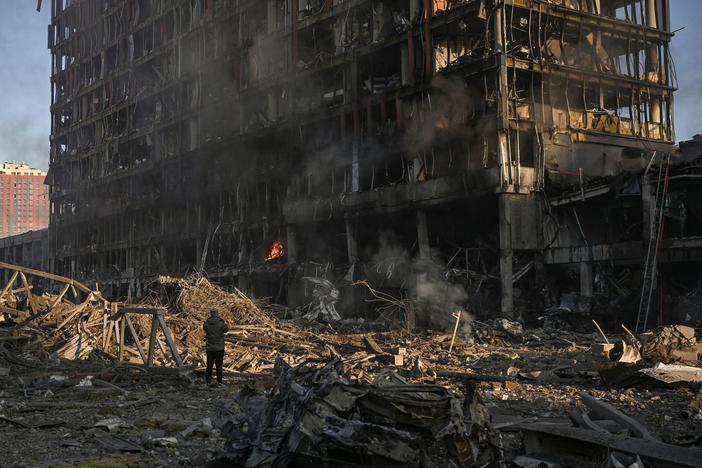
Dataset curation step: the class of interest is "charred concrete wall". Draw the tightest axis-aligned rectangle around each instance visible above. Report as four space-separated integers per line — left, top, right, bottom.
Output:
47 0 676 318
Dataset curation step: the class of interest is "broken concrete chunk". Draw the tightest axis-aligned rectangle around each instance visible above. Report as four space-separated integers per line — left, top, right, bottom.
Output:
94 417 130 432
641 325 698 365
152 436 178 447
390 347 407 356
179 417 214 438
496 318 523 337
88 428 142 453
579 392 655 440
76 376 94 387
638 363 702 386
139 429 166 447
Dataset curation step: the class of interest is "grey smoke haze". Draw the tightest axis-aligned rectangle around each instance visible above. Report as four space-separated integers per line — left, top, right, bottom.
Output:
402 75 481 154
413 250 473 337
0 1 700 174
0 3 51 170
369 232 473 336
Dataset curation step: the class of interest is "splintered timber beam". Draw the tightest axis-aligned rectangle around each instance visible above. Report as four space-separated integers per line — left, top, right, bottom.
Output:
0 271 19 301
155 310 184 367
518 423 698 468
116 306 183 368
0 261 184 370
146 314 159 367
18 272 38 313
0 261 93 294
124 315 147 364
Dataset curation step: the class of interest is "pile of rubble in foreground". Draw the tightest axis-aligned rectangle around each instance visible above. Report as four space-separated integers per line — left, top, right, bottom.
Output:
212 358 495 467
2 264 702 466
0 271 311 373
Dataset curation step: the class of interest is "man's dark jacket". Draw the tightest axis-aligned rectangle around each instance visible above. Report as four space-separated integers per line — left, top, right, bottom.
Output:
203 316 228 351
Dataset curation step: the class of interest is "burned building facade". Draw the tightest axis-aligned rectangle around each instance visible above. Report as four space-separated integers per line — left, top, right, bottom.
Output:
48 0 683 325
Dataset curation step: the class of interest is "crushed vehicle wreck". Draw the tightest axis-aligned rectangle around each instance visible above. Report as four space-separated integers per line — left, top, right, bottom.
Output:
213 358 495 468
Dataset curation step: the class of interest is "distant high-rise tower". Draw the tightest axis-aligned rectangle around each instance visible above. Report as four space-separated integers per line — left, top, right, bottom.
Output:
0 163 49 238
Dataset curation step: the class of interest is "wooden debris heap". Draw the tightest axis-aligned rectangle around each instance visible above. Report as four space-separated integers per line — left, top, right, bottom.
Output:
0 264 319 374
151 275 312 373
155 275 273 332
0 262 110 364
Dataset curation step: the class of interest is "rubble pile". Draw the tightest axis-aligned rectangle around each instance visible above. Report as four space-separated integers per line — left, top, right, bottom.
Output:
0 290 109 364
148 275 302 371
154 275 275 329
641 325 699 365
513 392 702 468
2 264 702 466
214 358 495 467
1 272 309 373
594 325 702 389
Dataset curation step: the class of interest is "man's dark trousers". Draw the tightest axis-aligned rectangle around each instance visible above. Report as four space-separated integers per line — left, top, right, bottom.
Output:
206 349 224 384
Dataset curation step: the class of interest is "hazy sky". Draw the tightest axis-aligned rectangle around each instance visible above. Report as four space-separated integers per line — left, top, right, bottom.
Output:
0 1 700 170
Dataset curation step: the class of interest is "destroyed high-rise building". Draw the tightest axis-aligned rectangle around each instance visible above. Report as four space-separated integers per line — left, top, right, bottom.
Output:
48 0 682 323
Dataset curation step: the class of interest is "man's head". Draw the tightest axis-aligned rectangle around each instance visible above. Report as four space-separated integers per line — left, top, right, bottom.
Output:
210 308 218 318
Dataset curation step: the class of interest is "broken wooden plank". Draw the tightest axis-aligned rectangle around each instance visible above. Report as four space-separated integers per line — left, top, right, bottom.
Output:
436 370 510 382
0 414 64 429
88 429 142 452
54 303 88 333
146 314 159 367
1 306 26 317
0 271 19 301
0 262 93 294
579 392 655 440
50 284 71 308
518 422 701 468
118 317 126 362
364 334 385 354
155 310 183 367
124 315 148 364
18 272 38 313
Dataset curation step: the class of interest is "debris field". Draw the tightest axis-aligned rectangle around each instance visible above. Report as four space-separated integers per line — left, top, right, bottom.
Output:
1 262 701 467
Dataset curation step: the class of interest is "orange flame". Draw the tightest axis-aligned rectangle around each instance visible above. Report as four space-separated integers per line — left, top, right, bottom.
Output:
265 240 284 261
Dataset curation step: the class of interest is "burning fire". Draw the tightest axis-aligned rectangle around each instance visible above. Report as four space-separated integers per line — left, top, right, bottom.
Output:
265 240 284 261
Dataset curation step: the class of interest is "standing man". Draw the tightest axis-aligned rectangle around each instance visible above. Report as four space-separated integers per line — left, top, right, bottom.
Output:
203 308 228 386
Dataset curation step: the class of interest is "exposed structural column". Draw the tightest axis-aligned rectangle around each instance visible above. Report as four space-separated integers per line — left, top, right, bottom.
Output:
410 209 429 329
286 226 298 264
496 1 514 316
422 0 433 78
580 261 593 298
498 192 544 317
415 209 431 302
416 210 430 260
495 1 513 190
641 172 656 242
646 0 661 125
498 194 513 317
291 0 299 64
345 219 358 264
